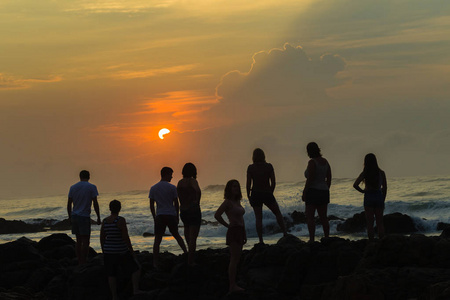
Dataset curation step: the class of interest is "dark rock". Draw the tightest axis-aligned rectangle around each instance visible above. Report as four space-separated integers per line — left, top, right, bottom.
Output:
383 212 417 234
440 227 450 238
49 219 72 231
336 212 366 233
0 218 44 234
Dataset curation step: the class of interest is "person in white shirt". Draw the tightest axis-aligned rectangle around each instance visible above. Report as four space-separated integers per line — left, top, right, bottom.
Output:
67 170 101 265
149 167 187 268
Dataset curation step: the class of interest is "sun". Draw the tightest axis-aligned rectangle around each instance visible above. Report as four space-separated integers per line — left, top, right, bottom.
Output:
158 128 170 139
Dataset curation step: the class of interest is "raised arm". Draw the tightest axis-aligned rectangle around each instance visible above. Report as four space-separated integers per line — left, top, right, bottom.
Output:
214 201 230 228
353 172 365 194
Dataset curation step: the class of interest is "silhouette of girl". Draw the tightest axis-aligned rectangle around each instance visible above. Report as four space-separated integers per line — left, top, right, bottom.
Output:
302 142 332 243
177 163 202 266
215 180 246 293
353 153 387 240
246 148 287 244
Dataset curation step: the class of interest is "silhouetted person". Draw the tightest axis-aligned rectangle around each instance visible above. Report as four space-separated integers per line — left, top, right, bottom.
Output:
177 163 202 266
302 142 332 243
100 200 141 300
149 167 187 268
67 170 101 265
246 148 287 245
215 180 246 293
353 153 388 240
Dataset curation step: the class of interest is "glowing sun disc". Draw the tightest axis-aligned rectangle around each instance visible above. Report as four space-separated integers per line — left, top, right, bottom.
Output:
158 128 170 139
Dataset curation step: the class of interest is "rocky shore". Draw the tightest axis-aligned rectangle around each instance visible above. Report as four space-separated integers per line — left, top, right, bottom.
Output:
1 231 450 300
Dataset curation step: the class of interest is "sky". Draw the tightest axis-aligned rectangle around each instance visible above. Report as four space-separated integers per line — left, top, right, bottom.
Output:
1 0 450 198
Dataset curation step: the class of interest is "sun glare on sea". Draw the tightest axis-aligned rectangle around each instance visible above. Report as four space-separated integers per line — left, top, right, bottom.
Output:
158 128 170 139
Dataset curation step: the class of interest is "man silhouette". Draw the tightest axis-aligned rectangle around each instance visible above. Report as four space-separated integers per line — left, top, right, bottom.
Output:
149 167 187 268
67 170 101 265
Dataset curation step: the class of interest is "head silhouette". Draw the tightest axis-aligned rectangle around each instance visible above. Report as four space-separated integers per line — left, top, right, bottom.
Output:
160 167 174 181
252 148 266 163
224 179 242 201
306 142 322 158
182 163 197 179
109 200 121 214
79 170 90 180
363 153 381 187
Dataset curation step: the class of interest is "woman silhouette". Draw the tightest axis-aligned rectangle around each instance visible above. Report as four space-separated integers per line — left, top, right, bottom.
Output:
246 148 287 245
353 153 387 240
302 142 332 243
177 162 202 266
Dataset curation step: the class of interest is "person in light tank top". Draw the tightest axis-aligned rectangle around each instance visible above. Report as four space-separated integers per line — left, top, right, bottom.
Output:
302 142 332 243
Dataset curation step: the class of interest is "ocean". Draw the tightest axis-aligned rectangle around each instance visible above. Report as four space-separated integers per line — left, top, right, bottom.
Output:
1 175 449 254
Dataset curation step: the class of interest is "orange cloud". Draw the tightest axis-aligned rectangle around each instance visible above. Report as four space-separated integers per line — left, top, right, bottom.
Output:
111 65 196 80
0 73 62 90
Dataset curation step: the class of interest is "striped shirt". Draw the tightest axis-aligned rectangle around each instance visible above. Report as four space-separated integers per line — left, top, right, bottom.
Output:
102 217 129 254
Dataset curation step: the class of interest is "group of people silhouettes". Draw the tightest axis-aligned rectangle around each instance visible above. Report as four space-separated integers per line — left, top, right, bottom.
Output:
66 142 387 296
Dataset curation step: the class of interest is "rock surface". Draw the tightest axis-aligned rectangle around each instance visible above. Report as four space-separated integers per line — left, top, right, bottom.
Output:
1 233 450 299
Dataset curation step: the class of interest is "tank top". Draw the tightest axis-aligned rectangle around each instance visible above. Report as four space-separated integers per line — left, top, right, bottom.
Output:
103 216 129 254
305 158 329 190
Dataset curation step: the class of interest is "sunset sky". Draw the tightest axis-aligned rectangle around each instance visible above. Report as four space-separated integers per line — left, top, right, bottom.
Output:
1 0 450 198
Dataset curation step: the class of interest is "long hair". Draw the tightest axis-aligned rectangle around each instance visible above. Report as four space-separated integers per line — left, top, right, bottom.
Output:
182 162 197 179
224 179 242 201
252 148 266 163
306 142 322 158
363 153 381 188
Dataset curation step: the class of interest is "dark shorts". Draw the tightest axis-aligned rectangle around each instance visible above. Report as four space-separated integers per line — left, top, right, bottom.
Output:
71 215 91 236
304 188 330 206
226 226 246 246
364 190 385 209
180 206 202 226
249 190 276 208
154 215 178 236
104 252 139 277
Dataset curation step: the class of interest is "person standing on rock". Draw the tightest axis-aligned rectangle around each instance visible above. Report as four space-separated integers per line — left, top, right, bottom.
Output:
215 179 246 293
100 200 141 300
246 148 287 245
302 142 332 243
149 167 187 268
67 170 101 265
353 153 387 240
177 162 202 266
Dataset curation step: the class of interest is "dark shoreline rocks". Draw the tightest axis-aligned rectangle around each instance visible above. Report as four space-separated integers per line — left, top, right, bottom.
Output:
2 233 450 299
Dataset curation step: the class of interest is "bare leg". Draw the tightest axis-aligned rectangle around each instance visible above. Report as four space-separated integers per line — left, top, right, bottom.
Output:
305 205 317 242
184 225 190 246
316 204 329 238
108 276 118 300
374 208 385 239
76 235 90 265
168 226 188 254
266 201 287 236
153 234 162 268
364 207 375 240
228 242 244 293
187 225 200 265
253 206 264 244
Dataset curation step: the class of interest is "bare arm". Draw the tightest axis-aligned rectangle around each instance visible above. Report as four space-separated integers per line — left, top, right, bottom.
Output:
100 221 105 251
302 160 316 201
353 172 365 194
150 198 156 219
381 171 387 200
246 172 252 199
117 217 134 252
326 162 332 189
92 197 101 225
270 169 276 193
173 197 180 222
214 201 230 228
67 197 73 222
192 179 202 203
